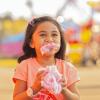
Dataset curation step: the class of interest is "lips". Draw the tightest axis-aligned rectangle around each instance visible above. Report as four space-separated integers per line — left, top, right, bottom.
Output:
40 43 59 55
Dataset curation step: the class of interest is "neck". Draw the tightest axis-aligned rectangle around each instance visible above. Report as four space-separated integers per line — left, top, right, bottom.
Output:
36 56 56 67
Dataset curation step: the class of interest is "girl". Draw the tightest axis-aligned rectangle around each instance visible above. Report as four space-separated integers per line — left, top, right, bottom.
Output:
13 16 80 100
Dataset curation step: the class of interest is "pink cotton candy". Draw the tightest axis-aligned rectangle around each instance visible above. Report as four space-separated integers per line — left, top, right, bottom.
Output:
40 43 59 55
41 65 62 94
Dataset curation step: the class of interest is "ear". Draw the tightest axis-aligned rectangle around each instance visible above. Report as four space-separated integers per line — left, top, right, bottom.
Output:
30 40 34 48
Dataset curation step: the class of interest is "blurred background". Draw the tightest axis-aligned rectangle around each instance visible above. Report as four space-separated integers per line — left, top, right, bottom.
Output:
0 0 100 100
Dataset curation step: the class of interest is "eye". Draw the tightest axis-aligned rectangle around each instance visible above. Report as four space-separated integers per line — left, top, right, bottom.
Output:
39 31 46 37
52 33 58 36
52 31 59 37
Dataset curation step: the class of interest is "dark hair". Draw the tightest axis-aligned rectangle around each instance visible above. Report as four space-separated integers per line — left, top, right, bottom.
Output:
18 16 66 63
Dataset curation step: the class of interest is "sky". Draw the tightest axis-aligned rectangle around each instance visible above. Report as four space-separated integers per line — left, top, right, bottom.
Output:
0 0 100 23
0 0 65 18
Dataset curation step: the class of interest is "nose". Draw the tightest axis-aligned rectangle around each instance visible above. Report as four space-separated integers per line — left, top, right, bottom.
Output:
45 35 53 42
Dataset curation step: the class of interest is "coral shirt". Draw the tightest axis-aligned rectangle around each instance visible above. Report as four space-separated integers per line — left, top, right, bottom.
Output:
13 57 80 100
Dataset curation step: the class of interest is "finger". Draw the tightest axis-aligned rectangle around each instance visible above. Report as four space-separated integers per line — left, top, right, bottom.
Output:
37 68 46 75
61 76 67 87
36 69 46 78
61 81 67 88
62 75 66 82
40 71 48 79
36 70 48 79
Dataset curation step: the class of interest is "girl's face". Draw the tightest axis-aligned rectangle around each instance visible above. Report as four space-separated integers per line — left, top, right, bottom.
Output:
30 21 61 57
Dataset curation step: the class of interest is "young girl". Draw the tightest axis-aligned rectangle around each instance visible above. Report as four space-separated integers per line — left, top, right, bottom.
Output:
13 16 80 100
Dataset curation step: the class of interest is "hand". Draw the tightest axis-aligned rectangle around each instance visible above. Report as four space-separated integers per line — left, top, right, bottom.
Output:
32 69 47 93
61 76 67 89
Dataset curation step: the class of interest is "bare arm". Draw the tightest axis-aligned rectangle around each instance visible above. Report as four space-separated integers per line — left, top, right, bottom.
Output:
61 83 80 100
13 80 33 100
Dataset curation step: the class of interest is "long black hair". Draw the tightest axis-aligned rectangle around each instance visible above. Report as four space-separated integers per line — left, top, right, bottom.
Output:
18 16 66 63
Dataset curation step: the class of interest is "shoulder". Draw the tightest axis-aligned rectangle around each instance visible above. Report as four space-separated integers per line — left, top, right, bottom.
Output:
65 61 76 69
64 61 78 73
13 58 32 83
18 58 33 66
57 59 78 73
15 58 33 71
56 59 76 69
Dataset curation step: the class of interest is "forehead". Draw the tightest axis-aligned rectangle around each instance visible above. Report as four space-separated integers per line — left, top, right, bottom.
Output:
36 21 59 30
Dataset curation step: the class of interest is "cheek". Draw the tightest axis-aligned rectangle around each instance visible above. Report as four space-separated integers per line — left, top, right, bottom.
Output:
58 43 61 51
34 39 44 51
56 37 61 45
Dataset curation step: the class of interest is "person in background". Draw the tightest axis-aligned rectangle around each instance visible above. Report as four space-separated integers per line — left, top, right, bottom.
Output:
13 16 80 100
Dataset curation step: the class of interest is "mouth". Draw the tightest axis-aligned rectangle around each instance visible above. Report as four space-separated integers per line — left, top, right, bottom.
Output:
40 42 60 55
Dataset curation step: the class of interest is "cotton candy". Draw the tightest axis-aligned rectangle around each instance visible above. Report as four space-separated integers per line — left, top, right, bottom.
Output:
40 43 59 55
41 65 62 94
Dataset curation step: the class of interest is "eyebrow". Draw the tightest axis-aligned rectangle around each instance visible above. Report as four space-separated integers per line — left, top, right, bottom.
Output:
38 31 46 33
38 30 59 33
52 30 58 32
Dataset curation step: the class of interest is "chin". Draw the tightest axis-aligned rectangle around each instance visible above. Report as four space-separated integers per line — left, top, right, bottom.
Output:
42 52 56 57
